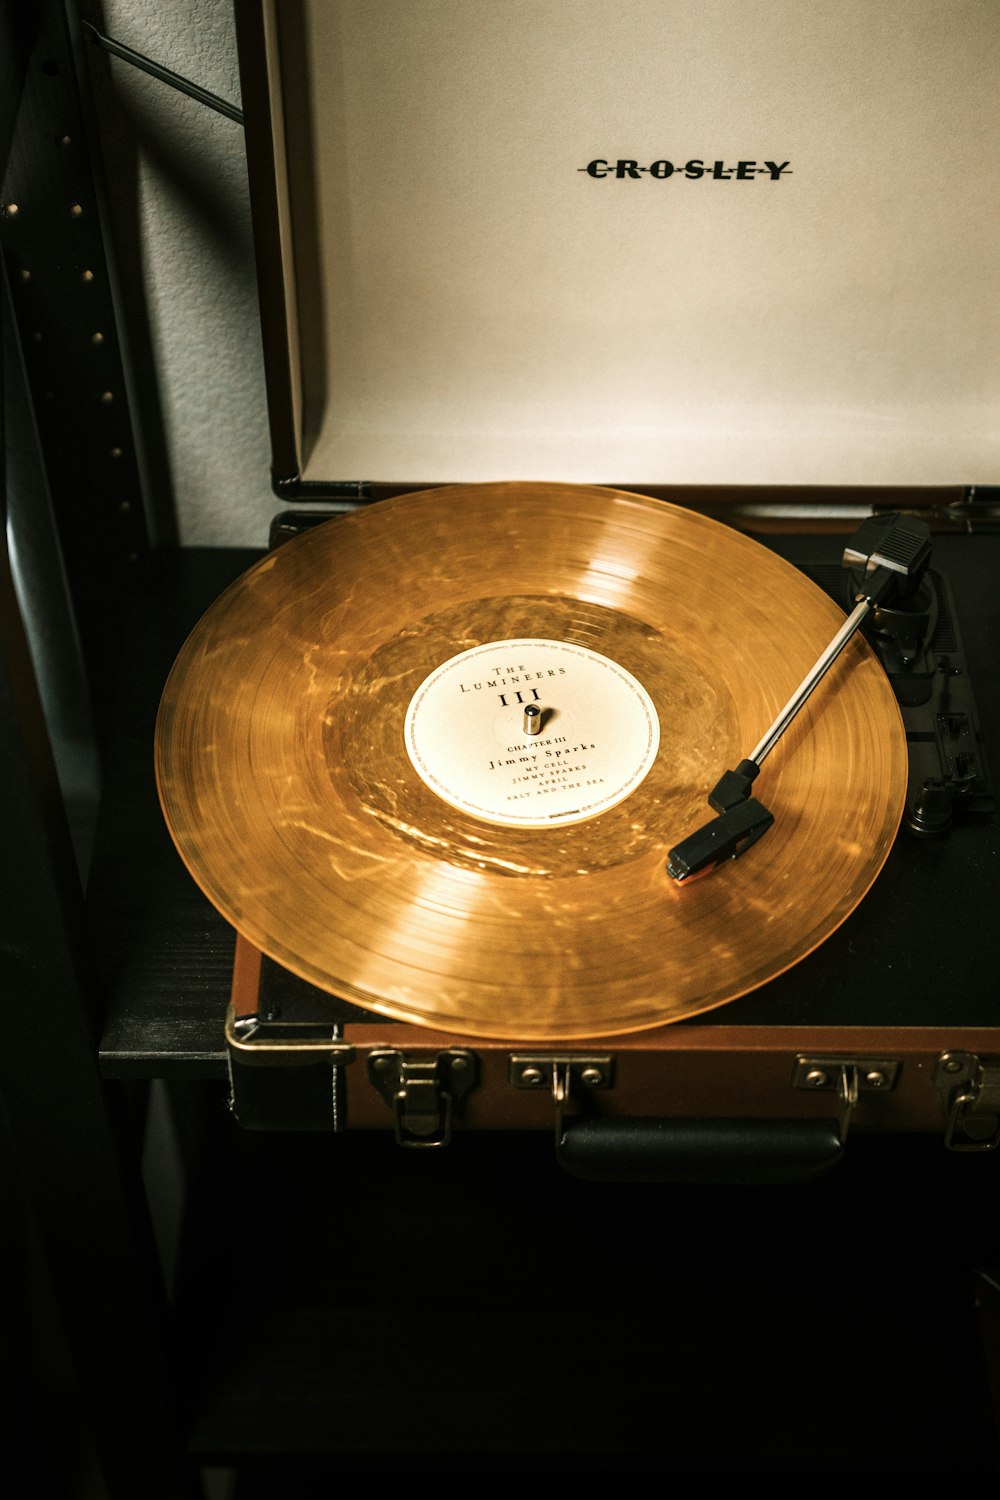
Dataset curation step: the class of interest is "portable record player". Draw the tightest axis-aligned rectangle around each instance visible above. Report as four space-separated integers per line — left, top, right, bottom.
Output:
143 0 1000 1176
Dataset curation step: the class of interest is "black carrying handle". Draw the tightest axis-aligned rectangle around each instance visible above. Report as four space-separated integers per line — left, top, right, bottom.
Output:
557 1115 844 1185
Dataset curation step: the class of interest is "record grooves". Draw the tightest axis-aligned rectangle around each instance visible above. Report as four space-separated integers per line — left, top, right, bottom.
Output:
154 482 907 1040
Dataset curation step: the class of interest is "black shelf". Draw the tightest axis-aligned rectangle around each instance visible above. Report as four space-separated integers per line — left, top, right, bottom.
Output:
89 548 260 1076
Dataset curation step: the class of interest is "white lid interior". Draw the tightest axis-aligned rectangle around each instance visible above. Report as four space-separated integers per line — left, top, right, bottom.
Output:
263 0 1000 488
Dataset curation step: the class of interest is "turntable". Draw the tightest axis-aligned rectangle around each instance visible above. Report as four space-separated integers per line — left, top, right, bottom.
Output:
147 482 999 1175
95 0 1000 1179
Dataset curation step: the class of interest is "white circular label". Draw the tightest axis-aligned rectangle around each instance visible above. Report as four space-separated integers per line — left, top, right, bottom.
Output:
404 639 660 827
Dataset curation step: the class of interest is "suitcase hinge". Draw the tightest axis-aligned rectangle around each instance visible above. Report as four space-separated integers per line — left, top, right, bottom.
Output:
366 1049 477 1147
935 1051 1000 1151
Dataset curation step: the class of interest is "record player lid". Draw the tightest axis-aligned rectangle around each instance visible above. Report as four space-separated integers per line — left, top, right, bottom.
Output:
238 0 1000 493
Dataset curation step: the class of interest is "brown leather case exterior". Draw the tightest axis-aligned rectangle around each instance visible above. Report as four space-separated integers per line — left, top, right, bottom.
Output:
229 932 997 1138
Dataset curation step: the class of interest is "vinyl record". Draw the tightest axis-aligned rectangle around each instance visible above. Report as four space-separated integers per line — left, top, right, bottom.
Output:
155 482 906 1039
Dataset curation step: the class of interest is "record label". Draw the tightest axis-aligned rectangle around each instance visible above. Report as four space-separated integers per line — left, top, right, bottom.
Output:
403 638 660 827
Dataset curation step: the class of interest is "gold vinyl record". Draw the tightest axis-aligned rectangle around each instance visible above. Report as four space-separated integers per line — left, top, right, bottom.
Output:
155 482 907 1040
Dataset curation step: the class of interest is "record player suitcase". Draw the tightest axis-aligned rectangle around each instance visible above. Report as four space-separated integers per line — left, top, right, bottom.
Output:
159 1 1000 1176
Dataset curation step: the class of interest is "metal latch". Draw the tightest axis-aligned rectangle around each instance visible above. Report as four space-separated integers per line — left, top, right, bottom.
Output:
935 1051 1000 1151
510 1055 615 1136
792 1055 900 1141
367 1049 477 1147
